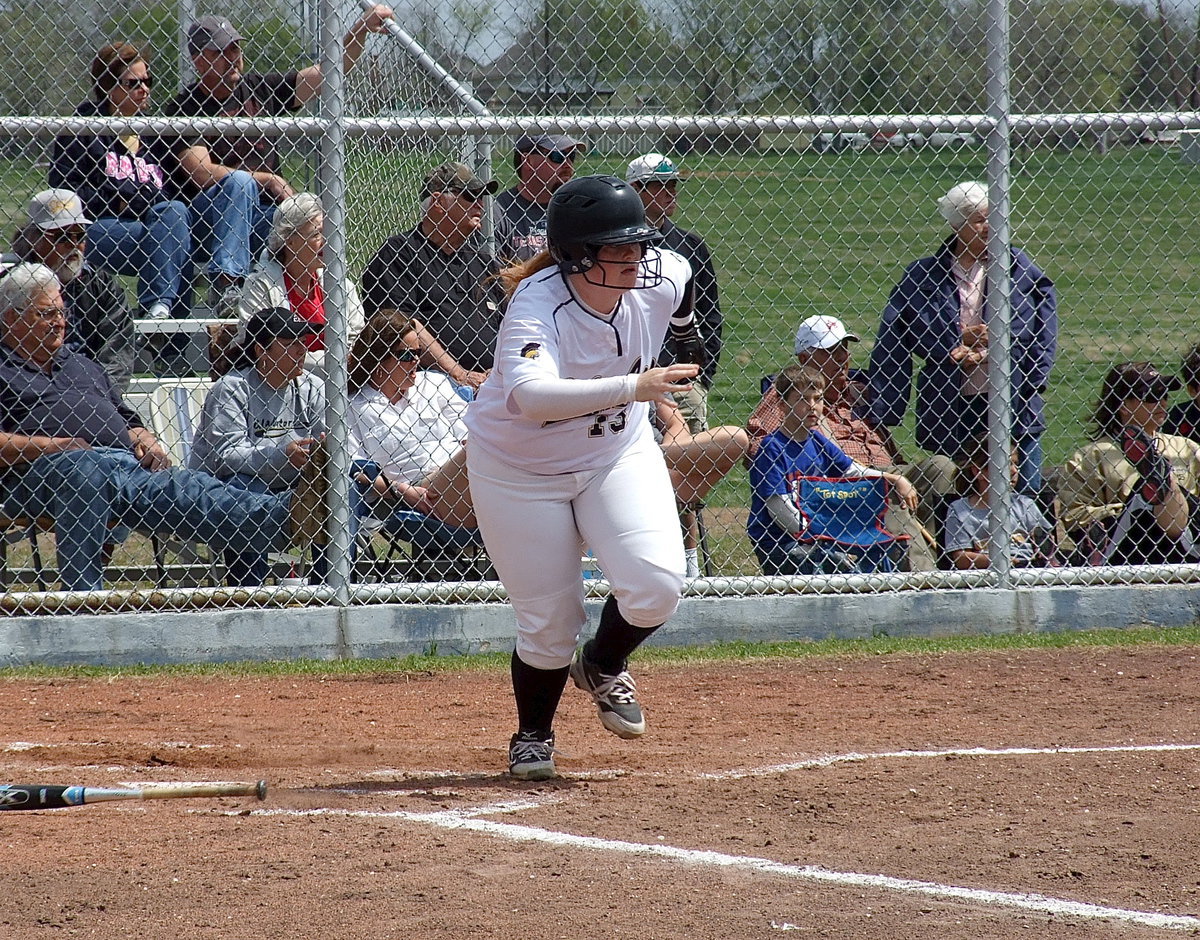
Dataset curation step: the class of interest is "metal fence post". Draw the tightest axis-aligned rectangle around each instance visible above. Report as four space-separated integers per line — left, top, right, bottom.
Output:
319 0 353 604
986 0 1015 588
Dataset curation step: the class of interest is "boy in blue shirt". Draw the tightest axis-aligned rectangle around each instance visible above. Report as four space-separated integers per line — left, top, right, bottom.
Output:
749 363 917 574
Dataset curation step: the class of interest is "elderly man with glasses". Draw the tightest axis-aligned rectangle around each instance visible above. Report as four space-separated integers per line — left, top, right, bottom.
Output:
0 263 326 591
361 163 506 390
492 134 584 263
7 189 137 391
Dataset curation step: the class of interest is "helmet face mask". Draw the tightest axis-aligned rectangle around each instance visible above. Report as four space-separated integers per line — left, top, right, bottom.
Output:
547 175 664 290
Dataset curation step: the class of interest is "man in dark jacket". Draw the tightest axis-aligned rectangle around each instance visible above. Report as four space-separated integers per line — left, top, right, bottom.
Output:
361 163 504 389
8 189 136 391
625 153 722 435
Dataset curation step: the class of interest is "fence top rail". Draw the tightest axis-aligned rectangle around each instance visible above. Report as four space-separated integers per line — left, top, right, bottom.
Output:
3 112 1200 141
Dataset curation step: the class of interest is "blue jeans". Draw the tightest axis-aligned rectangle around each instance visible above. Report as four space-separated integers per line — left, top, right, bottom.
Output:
0 448 289 591
190 171 276 279
85 201 192 313
1016 433 1043 496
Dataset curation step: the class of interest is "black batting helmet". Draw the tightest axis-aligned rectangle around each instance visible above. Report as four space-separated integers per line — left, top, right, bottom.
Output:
547 175 663 280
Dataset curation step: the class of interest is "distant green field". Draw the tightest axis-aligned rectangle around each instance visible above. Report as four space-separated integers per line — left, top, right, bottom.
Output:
7 141 1198 565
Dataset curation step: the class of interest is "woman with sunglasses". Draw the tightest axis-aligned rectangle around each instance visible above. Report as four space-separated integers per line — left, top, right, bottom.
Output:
346 309 476 529
50 42 191 321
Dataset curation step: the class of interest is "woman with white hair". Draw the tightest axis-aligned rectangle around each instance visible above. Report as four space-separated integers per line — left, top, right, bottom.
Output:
231 192 365 377
867 181 1057 494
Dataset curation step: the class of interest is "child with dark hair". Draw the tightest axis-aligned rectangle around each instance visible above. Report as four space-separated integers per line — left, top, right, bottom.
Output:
943 436 1053 570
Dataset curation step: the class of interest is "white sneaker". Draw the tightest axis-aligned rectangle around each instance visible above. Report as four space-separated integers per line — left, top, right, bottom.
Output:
144 302 171 320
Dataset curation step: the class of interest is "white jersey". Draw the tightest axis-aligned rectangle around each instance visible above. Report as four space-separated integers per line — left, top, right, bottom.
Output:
465 248 691 475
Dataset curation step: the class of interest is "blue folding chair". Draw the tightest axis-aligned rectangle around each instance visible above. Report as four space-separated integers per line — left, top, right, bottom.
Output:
793 475 903 573
755 475 904 576
352 458 492 582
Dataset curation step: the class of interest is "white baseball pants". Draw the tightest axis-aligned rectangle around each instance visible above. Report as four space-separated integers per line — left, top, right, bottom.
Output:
467 436 685 670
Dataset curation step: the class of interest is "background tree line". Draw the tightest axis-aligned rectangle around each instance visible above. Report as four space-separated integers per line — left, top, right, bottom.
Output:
1 0 1197 117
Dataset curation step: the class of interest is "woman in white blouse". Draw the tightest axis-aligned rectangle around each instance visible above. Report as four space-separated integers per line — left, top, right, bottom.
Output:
346 309 475 528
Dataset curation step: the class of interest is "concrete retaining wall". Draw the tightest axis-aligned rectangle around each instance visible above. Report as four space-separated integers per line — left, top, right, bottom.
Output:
3 581 1199 667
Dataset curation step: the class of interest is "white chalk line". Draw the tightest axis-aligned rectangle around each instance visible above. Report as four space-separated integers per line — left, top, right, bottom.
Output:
702 742 1200 780
249 741 1200 788
248 799 1200 931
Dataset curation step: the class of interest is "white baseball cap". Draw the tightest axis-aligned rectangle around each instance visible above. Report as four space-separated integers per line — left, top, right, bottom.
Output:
626 153 681 185
794 315 859 353
27 189 92 231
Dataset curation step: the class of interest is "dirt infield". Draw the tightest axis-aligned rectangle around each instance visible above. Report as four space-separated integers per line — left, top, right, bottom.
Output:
1 644 1198 938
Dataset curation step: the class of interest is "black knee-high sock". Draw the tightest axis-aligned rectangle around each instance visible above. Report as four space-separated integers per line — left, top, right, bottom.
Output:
587 595 660 674
511 651 570 736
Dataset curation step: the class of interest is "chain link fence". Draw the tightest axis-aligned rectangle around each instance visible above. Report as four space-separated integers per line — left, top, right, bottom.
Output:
1 0 1200 616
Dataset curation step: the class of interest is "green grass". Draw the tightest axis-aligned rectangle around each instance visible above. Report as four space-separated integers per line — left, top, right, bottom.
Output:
2 623 1196 680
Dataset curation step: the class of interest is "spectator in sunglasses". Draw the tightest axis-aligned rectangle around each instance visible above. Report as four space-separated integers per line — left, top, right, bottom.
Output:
49 42 191 324
361 163 506 390
346 309 477 531
493 134 585 263
9 189 136 391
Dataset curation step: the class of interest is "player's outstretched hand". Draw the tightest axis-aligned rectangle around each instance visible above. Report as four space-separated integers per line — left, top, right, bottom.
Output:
635 364 700 405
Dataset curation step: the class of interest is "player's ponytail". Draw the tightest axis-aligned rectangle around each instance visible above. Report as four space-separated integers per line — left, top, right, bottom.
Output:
495 250 555 300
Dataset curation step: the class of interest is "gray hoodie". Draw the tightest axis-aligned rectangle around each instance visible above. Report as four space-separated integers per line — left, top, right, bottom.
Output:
189 367 326 490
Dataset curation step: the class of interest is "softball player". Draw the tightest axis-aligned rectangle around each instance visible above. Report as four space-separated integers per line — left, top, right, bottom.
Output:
464 174 702 780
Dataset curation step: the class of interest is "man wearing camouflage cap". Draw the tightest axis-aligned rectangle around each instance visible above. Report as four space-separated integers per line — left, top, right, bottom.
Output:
361 163 505 390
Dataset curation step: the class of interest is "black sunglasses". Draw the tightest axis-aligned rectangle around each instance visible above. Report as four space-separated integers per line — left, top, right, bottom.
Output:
117 75 153 90
48 228 87 245
541 149 577 165
393 348 419 363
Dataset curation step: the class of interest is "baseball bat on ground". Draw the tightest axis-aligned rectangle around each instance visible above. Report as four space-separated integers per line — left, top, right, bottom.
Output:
0 780 267 811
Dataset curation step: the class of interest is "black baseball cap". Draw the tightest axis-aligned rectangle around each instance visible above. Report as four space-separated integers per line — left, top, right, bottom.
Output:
244 307 318 349
1110 362 1182 402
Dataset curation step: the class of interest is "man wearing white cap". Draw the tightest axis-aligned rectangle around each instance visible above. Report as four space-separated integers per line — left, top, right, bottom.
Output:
165 6 393 307
746 313 948 570
7 189 136 391
493 133 585 263
625 152 722 434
